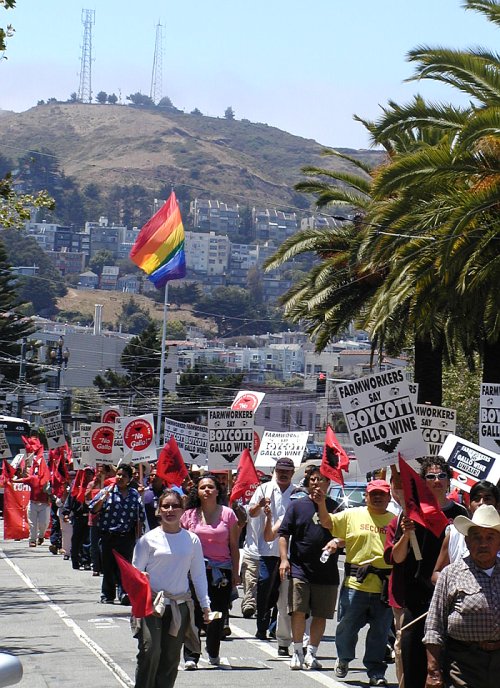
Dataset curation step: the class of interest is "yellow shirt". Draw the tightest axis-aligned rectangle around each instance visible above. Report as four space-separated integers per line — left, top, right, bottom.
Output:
329 507 393 593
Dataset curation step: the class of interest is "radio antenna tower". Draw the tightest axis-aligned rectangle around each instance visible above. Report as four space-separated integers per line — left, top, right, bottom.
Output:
77 9 95 103
150 21 164 104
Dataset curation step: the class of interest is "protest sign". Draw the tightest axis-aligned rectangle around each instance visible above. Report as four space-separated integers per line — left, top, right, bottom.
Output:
3 482 30 539
231 390 266 412
415 404 457 455
479 383 500 453
0 428 12 460
79 423 93 466
163 418 208 465
101 405 122 424
207 408 254 470
119 414 156 465
255 430 309 469
89 423 115 465
41 410 66 450
440 434 500 492
337 370 427 472
71 430 84 470
408 382 419 406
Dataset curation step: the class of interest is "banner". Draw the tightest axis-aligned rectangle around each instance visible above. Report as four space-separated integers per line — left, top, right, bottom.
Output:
414 404 456 455
440 433 500 492
163 418 208 465
41 410 66 450
89 423 115 465
118 414 156 465
207 408 254 470
231 390 266 412
3 482 31 539
479 383 500 452
255 430 309 469
337 370 427 472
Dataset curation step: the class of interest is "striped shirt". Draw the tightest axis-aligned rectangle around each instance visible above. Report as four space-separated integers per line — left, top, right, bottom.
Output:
423 556 500 646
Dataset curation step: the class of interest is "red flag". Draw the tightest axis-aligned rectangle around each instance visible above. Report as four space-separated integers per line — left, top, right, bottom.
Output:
112 549 153 618
398 454 449 538
22 435 44 457
320 426 350 486
0 459 16 487
156 436 188 487
29 454 51 491
230 448 259 504
70 470 92 503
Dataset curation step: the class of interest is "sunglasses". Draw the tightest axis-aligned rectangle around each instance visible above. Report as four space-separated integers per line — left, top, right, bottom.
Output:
424 472 448 481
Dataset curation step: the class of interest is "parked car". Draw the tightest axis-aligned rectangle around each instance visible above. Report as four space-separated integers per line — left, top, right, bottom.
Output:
302 441 322 463
328 481 367 511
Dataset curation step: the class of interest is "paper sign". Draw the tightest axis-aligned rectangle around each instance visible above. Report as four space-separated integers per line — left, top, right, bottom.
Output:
0 428 12 460
479 383 500 453
41 410 66 450
89 423 115 465
255 430 309 469
163 417 208 465
415 404 457 455
207 408 254 470
118 414 156 465
101 405 122 424
440 433 500 492
231 390 265 412
337 370 427 472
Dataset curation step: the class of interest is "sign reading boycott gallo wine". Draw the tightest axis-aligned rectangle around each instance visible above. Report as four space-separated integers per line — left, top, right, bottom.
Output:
207 408 254 470
440 434 500 492
117 414 156 464
337 370 427 472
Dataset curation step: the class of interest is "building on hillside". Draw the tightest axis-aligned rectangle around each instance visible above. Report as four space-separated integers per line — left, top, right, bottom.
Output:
301 215 339 230
190 199 240 236
100 265 119 290
25 222 72 252
78 270 99 289
254 388 318 434
184 231 230 275
117 273 140 293
253 208 297 243
51 249 86 276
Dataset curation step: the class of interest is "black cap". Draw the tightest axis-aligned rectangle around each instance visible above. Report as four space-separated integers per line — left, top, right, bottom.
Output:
275 457 295 471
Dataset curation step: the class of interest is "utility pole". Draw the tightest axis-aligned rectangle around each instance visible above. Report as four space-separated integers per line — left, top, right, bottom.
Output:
16 337 27 417
77 9 95 103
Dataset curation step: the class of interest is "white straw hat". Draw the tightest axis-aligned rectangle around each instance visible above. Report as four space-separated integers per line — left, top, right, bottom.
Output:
454 504 500 536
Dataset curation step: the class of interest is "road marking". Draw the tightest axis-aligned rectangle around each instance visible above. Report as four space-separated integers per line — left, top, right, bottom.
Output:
0 548 134 687
229 623 348 688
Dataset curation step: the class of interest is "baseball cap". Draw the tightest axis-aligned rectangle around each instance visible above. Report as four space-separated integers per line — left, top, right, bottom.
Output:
366 479 391 494
275 457 295 471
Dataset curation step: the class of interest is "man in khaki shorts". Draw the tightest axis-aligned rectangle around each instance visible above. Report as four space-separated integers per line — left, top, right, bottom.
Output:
278 466 340 670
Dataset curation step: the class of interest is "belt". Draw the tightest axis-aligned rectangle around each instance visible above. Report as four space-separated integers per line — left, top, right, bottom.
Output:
450 638 500 652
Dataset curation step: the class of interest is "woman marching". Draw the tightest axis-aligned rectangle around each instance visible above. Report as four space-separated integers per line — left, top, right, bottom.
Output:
132 489 211 688
181 473 240 668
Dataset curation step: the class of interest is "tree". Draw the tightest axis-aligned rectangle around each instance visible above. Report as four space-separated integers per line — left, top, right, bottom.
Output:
115 296 154 334
190 108 203 116
0 240 44 383
89 250 114 277
96 91 108 104
224 106 235 120
126 92 155 107
107 93 118 104
0 0 15 54
68 92 79 103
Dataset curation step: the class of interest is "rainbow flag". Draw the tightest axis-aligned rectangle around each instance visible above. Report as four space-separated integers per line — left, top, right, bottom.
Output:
130 191 186 288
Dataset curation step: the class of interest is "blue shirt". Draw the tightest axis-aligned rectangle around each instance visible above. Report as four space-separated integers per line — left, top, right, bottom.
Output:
90 485 145 534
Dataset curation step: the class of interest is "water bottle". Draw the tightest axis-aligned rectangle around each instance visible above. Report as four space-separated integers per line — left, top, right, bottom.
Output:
320 549 330 564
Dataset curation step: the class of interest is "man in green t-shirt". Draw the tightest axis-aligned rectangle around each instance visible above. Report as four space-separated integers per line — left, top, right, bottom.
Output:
319 479 393 687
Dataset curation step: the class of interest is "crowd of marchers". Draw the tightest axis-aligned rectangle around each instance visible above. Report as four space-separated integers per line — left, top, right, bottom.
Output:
3 445 500 688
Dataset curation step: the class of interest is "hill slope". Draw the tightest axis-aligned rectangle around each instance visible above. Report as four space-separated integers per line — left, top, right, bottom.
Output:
1 104 384 208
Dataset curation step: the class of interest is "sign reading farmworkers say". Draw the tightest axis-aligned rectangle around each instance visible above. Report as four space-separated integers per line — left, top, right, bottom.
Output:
79 423 93 466
337 370 427 472
479 383 500 453
0 428 12 460
41 410 66 450
89 423 115 465
207 408 254 470
440 433 500 492
231 390 266 412
415 404 457 455
255 430 309 469
163 418 208 465
119 414 156 464
70 430 84 469
101 405 122 424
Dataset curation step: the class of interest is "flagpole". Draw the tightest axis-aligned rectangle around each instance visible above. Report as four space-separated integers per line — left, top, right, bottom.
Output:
156 282 169 445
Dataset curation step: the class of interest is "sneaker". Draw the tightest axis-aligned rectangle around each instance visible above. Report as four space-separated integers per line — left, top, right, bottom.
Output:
304 653 322 670
223 625 231 637
369 678 387 687
120 594 131 606
255 631 267 640
184 660 197 671
290 651 304 670
334 659 349 678
242 608 255 619
277 646 290 657
49 544 58 555
37 538 44 545
208 655 220 666
29 541 36 548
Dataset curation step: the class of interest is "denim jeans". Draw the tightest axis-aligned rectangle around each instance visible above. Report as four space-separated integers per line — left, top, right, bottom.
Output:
336 585 393 679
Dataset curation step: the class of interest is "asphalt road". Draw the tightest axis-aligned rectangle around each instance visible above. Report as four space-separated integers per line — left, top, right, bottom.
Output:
0 532 397 688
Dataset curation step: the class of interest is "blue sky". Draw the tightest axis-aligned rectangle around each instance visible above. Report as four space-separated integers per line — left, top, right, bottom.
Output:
1 0 498 148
